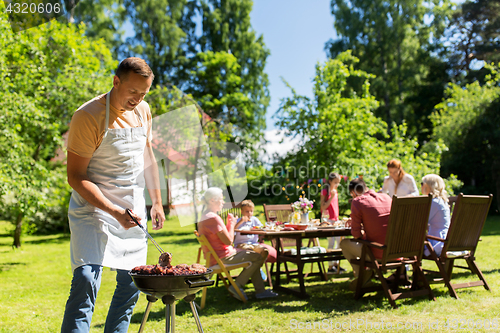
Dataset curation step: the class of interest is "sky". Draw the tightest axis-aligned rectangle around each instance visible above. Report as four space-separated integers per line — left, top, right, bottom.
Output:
249 0 336 161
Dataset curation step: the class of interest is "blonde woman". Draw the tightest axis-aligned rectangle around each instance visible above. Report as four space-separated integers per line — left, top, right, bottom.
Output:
381 159 419 197
421 174 451 256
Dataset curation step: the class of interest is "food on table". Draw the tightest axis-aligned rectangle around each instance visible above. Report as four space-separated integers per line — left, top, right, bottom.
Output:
310 219 321 226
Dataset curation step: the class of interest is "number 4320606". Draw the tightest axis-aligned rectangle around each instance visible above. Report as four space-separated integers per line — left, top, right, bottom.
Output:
5 2 61 14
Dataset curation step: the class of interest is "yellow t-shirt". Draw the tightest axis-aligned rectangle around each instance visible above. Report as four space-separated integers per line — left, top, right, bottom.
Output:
67 93 153 158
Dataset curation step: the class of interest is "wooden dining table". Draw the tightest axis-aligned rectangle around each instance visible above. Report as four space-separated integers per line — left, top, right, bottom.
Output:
235 227 352 298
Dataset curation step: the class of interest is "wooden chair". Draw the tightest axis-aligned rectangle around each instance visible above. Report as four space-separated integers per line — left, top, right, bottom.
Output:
447 195 458 214
423 193 493 298
218 202 242 221
352 195 435 309
193 230 251 309
263 204 327 282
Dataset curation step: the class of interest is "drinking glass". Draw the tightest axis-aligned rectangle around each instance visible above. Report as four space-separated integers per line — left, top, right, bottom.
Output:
268 211 277 228
321 210 330 224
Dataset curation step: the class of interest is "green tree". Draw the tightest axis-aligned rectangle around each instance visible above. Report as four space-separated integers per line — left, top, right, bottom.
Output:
123 0 198 86
273 51 445 216
64 0 127 57
446 0 500 83
0 14 116 247
325 0 453 143
198 0 269 158
59 0 269 164
122 0 269 162
431 63 500 209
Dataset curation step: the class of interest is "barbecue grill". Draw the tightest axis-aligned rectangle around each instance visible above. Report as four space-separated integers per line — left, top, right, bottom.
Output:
130 268 214 333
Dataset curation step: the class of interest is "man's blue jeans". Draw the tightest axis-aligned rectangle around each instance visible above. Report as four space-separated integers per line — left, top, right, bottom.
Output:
60 264 140 333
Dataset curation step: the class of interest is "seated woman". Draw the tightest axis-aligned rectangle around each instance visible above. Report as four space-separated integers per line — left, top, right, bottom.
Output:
198 187 278 301
421 174 451 256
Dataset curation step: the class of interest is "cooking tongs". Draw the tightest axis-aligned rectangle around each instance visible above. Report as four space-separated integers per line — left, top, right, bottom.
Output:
126 208 165 254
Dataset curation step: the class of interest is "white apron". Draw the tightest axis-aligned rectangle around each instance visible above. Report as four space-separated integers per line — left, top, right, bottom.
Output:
68 91 148 271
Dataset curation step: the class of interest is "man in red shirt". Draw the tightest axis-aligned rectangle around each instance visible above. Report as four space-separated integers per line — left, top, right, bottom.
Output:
340 178 392 289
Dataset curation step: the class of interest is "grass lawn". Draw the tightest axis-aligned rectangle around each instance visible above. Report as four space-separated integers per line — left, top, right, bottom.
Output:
1 207 500 332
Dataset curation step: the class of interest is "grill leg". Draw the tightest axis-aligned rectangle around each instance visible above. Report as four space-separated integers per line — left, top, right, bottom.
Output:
184 294 204 333
162 295 177 333
189 301 204 333
138 295 157 333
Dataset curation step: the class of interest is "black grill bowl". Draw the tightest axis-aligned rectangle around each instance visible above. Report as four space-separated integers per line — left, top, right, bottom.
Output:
129 269 214 300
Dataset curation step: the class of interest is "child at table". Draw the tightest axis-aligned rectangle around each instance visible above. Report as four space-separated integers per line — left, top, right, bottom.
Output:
234 200 277 280
320 172 345 274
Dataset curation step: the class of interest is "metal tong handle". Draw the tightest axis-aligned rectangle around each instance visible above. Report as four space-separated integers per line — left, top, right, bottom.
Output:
126 208 165 254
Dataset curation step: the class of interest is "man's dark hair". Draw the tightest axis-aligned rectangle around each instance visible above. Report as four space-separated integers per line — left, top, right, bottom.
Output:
349 178 367 195
115 57 154 81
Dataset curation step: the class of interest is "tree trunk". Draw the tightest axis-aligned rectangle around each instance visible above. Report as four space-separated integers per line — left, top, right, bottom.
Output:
13 213 23 248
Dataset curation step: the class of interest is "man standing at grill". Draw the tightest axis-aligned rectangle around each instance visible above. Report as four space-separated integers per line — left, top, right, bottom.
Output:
340 178 392 289
61 57 165 333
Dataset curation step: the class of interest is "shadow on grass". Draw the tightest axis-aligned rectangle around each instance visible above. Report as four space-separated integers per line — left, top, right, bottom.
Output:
130 275 445 324
0 262 27 272
166 238 199 246
151 230 195 238
23 234 70 245
481 215 500 236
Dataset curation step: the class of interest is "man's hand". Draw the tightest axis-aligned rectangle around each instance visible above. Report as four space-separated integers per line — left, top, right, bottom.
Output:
150 203 165 230
113 208 141 230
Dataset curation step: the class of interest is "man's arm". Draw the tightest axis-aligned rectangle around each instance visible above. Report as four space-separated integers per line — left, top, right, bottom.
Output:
144 142 165 230
67 151 139 229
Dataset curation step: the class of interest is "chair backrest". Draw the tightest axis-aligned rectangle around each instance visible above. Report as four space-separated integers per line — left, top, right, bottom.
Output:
263 204 299 248
442 193 493 254
218 202 242 222
263 203 294 223
382 195 433 264
448 196 458 214
194 230 223 268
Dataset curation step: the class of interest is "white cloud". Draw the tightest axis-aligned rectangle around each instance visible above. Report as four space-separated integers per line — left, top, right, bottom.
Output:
262 129 303 164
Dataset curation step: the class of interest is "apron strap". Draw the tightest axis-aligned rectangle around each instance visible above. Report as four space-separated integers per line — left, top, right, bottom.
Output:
105 90 111 138
134 108 145 127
